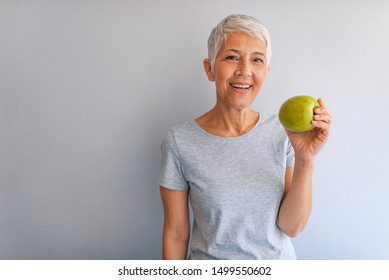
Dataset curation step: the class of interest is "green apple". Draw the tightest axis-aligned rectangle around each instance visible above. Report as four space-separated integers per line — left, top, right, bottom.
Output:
278 95 319 132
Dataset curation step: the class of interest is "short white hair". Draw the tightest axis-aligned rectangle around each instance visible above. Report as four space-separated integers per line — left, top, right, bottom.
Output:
207 14 272 67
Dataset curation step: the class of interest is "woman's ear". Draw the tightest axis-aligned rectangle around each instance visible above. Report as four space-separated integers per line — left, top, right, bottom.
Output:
203 59 215 81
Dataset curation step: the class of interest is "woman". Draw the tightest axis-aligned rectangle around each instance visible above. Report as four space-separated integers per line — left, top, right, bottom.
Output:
159 14 331 260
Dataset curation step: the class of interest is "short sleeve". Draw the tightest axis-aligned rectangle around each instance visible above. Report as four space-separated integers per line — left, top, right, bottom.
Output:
286 139 295 168
158 130 189 190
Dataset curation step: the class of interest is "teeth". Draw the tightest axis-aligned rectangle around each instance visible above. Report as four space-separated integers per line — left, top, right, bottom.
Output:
231 84 251 89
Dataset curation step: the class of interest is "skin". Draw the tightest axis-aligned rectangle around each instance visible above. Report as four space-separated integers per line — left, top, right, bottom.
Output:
160 32 332 259
198 32 270 137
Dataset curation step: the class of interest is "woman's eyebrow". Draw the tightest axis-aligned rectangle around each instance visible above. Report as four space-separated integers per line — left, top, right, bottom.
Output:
225 49 265 57
253 52 266 56
224 48 240 54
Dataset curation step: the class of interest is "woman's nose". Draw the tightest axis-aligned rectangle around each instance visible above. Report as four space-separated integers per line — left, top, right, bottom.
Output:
235 60 252 77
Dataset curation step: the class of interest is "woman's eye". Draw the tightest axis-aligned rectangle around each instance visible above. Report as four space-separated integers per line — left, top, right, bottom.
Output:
226 55 238 61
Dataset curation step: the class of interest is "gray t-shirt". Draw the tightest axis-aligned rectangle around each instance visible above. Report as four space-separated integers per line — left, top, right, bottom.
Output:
159 112 296 259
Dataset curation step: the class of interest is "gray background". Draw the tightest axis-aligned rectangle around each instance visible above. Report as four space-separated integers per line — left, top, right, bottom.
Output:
1 0 389 259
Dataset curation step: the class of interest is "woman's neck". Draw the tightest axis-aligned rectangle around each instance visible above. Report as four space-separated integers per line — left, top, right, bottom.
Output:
196 105 259 137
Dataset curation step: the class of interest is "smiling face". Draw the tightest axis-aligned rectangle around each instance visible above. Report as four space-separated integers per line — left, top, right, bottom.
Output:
204 32 270 112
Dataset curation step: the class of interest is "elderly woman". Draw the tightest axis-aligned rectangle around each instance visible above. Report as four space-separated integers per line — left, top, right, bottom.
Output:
159 14 331 260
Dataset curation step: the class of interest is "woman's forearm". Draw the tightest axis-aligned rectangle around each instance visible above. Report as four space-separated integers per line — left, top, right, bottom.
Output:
162 228 189 259
160 187 190 259
277 157 314 237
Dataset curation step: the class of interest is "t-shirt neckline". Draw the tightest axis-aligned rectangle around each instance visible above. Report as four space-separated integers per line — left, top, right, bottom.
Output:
192 112 262 140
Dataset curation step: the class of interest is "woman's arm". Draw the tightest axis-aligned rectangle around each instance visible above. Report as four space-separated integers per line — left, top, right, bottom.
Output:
277 98 331 237
160 186 190 259
277 161 314 237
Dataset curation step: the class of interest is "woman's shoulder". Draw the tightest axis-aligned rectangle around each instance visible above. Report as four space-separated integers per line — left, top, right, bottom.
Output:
259 112 283 128
166 120 199 137
256 112 288 140
162 120 201 144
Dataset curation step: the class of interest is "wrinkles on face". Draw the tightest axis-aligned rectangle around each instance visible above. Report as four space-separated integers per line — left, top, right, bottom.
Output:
212 33 269 112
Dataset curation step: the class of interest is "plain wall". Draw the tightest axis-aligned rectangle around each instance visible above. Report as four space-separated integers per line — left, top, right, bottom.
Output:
1 0 388 259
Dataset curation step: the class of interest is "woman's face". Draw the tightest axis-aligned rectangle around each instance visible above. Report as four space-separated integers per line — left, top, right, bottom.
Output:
204 32 269 111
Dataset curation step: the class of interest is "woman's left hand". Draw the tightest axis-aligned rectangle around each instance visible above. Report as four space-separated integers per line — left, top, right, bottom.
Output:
285 98 332 161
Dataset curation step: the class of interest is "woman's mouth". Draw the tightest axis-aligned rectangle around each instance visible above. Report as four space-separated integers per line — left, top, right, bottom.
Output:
230 83 252 90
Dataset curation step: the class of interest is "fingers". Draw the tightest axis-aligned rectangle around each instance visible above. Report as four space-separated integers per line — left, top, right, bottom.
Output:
313 110 331 124
312 98 332 130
